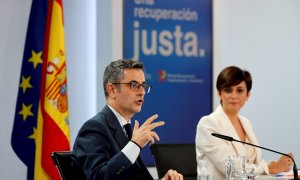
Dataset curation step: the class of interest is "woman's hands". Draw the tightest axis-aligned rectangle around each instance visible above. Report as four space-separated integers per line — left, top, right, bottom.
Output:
269 152 294 174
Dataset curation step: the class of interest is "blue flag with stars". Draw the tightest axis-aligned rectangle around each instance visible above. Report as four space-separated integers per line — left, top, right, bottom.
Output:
11 1 48 179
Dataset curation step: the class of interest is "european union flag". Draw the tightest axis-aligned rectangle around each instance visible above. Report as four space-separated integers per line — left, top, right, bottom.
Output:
11 1 48 179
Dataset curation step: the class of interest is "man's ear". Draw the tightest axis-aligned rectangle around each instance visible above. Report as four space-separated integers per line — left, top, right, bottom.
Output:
106 83 116 99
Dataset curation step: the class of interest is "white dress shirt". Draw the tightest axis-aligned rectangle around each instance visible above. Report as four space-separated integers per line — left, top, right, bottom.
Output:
107 105 140 164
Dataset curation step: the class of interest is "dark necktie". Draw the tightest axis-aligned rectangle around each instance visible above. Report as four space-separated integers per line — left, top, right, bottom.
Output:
124 124 150 178
124 123 132 140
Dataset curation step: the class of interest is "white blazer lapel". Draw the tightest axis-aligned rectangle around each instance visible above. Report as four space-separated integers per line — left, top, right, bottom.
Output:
239 117 262 163
216 105 247 156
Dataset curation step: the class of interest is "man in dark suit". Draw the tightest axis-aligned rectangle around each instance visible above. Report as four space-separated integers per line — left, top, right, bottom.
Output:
72 59 183 180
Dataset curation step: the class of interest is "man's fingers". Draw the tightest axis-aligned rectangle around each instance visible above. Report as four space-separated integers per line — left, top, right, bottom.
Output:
142 114 158 126
133 120 139 131
165 169 183 180
149 131 160 141
149 135 155 144
145 121 165 131
147 131 160 144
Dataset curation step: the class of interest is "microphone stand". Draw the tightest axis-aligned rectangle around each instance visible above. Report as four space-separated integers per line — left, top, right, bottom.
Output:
211 133 299 180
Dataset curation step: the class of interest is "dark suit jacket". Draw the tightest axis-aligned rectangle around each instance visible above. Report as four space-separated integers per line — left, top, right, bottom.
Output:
72 105 153 180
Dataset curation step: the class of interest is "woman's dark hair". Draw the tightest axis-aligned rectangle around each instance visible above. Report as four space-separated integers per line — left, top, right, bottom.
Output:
216 66 252 93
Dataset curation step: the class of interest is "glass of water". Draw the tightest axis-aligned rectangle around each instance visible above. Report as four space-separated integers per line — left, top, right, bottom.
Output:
245 167 255 180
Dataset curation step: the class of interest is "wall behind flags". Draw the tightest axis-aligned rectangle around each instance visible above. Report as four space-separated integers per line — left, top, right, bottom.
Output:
1 0 300 179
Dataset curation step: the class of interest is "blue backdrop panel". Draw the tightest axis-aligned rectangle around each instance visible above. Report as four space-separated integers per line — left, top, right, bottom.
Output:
123 0 212 165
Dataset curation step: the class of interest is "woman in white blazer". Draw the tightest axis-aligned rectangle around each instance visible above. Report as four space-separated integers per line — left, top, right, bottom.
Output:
195 66 293 180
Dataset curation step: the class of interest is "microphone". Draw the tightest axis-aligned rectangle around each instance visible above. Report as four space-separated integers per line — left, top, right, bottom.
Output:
211 133 299 180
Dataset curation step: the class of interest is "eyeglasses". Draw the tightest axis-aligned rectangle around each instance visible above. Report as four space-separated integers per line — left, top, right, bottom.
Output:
112 81 152 93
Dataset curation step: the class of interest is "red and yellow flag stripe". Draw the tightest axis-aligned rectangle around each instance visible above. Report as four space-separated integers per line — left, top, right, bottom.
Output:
35 0 70 179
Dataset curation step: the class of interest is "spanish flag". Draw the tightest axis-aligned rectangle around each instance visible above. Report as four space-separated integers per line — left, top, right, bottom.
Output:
11 0 70 179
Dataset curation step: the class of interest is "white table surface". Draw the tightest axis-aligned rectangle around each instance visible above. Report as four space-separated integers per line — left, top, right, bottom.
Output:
255 170 299 180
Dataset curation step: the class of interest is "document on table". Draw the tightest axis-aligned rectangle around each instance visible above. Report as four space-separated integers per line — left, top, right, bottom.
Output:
256 170 300 180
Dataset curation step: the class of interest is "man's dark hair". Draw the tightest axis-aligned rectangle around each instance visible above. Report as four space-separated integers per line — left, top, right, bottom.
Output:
103 59 144 98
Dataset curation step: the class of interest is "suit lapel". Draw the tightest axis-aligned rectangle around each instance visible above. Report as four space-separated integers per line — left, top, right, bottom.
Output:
240 118 256 145
216 105 246 156
240 118 261 163
102 106 129 149
100 106 151 179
